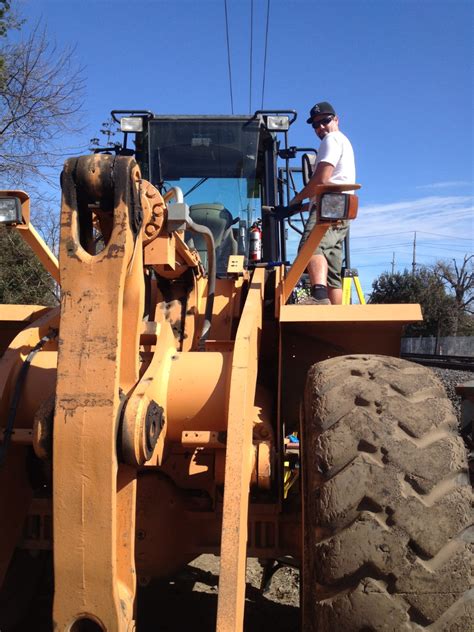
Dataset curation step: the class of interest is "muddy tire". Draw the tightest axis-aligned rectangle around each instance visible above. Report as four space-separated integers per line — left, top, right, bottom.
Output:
301 354 473 632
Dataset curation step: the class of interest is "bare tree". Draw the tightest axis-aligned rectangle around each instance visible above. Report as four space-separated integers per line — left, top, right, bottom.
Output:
0 24 85 189
90 116 121 151
0 17 85 305
433 255 474 314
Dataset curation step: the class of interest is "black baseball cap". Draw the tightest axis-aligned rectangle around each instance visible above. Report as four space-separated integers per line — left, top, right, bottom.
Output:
306 101 336 124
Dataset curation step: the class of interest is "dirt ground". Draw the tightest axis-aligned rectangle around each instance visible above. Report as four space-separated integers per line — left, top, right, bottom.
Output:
138 555 300 631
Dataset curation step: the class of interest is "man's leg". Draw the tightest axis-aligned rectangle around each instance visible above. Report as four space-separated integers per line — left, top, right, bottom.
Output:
298 217 331 304
328 287 342 304
307 255 343 304
307 254 328 285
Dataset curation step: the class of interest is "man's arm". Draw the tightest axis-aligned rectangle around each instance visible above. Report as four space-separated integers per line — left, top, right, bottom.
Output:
289 161 334 205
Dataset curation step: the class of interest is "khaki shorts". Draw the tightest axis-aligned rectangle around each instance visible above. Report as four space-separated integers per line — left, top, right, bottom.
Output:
299 213 349 288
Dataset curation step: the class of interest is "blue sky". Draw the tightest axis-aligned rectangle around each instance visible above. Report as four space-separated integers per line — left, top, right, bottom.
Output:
16 0 474 294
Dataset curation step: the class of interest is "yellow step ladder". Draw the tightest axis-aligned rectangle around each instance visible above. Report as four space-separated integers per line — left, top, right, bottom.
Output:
342 268 366 305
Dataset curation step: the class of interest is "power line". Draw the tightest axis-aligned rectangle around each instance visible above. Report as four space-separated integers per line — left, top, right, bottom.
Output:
413 243 470 251
249 0 253 113
352 231 418 239
417 230 473 241
353 230 473 241
261 0 271 109
224 0 234 114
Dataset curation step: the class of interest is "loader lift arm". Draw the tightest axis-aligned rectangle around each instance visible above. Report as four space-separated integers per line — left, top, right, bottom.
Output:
53 155 145 630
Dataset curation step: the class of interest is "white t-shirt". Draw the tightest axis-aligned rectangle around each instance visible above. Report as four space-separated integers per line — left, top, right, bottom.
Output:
314 130 356 189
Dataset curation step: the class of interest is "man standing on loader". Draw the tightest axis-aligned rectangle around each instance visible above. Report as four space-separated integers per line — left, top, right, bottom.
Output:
289 101 356 305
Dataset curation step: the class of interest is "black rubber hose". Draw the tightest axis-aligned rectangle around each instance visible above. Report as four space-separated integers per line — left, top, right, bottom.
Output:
0 329 58 467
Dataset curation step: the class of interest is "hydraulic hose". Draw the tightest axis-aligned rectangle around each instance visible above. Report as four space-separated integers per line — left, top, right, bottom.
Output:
0 329 58 466
186 219 216 348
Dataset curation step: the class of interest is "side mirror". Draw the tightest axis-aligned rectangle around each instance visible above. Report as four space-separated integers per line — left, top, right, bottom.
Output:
302 153 317 186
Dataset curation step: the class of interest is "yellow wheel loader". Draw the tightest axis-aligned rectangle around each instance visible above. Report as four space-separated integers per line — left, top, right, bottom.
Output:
0 110 471 631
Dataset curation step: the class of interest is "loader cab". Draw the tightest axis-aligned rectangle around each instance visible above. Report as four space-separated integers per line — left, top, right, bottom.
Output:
114 111 297 268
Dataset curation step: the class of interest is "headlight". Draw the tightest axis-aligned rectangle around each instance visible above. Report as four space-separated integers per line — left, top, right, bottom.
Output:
0 196 22 225
266 115 290 131
120 117 143 132
320 193 349 220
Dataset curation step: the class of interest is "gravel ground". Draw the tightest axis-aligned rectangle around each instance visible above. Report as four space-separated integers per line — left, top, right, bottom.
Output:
431 366 472 421
137 366 472 632
138 555 300 631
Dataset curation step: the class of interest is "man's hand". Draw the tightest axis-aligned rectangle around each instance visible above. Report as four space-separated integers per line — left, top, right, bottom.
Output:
271 205 293 220
263 203 306 219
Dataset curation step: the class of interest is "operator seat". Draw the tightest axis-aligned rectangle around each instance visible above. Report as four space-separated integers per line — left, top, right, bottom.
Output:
187 203 237 273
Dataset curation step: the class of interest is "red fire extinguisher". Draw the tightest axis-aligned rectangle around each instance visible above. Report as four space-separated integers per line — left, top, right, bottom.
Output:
249 220 262 262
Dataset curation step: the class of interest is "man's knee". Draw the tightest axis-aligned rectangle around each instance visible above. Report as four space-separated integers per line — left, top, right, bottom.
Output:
307 254 328 285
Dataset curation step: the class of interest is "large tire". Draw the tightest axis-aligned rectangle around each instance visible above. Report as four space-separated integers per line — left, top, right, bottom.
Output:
301 354 473 632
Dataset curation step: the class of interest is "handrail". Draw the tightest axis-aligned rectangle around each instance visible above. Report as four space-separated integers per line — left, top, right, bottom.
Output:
164 187 184 204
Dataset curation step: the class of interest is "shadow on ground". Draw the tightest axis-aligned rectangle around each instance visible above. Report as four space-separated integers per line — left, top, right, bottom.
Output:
138 562 300 632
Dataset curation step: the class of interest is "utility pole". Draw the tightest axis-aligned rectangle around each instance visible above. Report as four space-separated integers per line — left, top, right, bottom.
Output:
412 231 417 275
391 252 395 275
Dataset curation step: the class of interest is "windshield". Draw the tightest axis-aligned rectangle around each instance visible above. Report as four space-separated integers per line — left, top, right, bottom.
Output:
147 119 262 266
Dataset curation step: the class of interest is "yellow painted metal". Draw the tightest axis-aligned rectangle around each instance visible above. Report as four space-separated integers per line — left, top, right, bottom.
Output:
353 275 366 304
342 274 352 305
144 232 176 267
17 221 60 284
0 304 49 321
0 306 58 585
0 307 59 429
342 270 366 305
166 351 232 442
216 267 265 632
122 318 176 466
280 303 422 323
210 277 245 342
52 156 141 631
281 223 329 305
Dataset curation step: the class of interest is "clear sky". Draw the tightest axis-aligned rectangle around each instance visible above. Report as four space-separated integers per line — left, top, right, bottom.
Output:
16 0 474 294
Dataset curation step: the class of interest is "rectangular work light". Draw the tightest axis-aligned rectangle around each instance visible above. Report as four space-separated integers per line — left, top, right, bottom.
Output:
266 115 290 131
120 117 144 133
319 193 358 221
0 196 22 225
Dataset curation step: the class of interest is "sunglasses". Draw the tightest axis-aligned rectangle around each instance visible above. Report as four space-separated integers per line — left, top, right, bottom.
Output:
312 115 334 129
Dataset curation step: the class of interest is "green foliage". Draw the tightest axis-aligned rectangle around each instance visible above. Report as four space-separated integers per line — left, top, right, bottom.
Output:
369 268 458 336
0 227 58 306
0 0 9 80
0 1 22 79
0 1 11 38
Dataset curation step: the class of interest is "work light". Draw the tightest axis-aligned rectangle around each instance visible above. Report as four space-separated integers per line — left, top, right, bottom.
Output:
266 115 290 131
120 117 143 132
319 193 358 221
0 196 22 225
